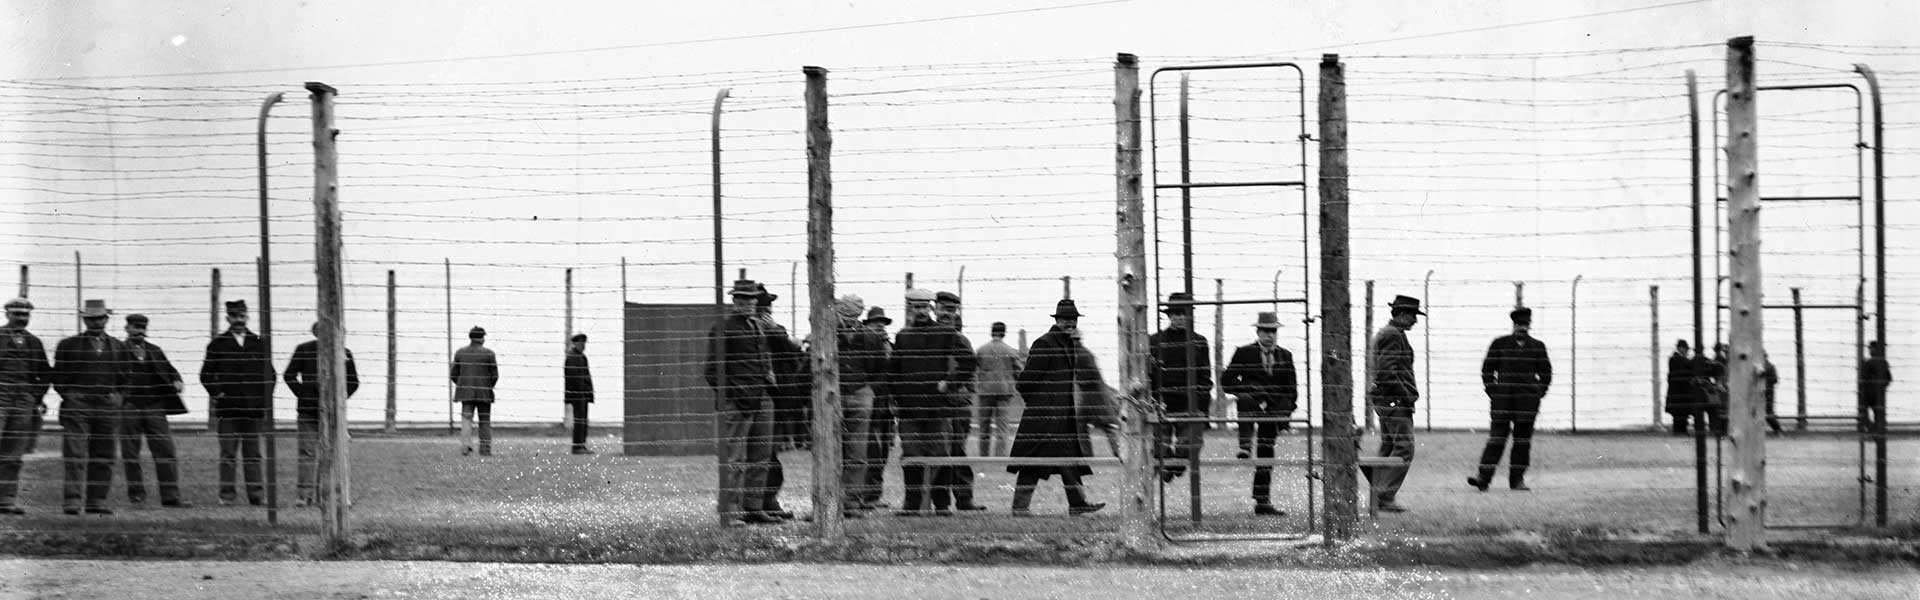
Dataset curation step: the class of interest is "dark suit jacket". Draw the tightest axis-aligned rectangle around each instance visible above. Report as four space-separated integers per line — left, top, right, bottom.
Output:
1480 333 1552 401
564 351 593 403
124 337 187 415
283 339 361 417
450 343 499 404
1149 327 1212 413
200 329 277 415
1223 343 1298 413
53 331 132 402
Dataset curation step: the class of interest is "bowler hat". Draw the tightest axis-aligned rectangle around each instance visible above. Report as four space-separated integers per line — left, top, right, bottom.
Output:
1051 299 1083 319
1510 306 1532 323
3 298 31 312
1254 311 1282 329
862 306 892 325
79 299 111 318
1388 295 1425 315
125 314 149 326
224 299 248 314
728 279 760 298
935 291 961 305
1160 292 1195 314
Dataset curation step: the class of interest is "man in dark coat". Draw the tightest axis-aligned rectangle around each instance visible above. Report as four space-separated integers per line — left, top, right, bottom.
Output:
857 306 896 508
199 299 275 506
563 333 594 454
450 326 498 456
833 296 885 512
1665 339 1697 435
754 285 806 519
1150 291 1212 483
0 298 51 515
704 280 780 525
1007 299 1105 516
1467 306 1553 492
119 314 191 507
1762 352 1782 434
931 291 982 511
1364 295 1423 513
283 321 361 505
54 299 131 515
1222 311 1298 516
889 288 978 516
1696 344 1729 436
1859 340 1891 433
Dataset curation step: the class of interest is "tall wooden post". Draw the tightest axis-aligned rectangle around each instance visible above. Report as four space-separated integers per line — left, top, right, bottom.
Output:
73 252 81 334
1722 37 1767 551
1514 281 1525 308
1317 53 1358 542
1790 288 1806 431
386 270 397 434
563 268 574 428
307 81 350 543
1062 276 1072 300
1651 285 1662 429
802 65 843 539
1212 279 1225 425
1112 52 1155 549
210 268 221 430
1571 274 1581 433
1361 280 1375 433
15 265 25 299
444 258 453 433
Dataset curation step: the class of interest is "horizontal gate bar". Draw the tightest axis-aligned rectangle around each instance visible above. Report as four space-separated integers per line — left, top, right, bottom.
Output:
1154 180 1306 190
1716 303 1860 310
1715 195 1861 202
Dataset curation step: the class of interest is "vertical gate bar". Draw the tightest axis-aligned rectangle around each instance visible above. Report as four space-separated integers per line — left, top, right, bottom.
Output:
1687 69 1709 535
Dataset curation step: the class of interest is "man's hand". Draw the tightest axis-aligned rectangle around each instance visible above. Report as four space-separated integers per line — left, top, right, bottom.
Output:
936 381 948 394
35 401 46 416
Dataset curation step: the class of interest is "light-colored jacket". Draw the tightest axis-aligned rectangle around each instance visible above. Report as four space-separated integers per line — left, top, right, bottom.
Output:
974 338 1022 397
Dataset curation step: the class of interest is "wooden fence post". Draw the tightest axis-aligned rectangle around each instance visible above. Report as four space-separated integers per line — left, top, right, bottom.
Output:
1318 53 1358 543
1722 36 1767 551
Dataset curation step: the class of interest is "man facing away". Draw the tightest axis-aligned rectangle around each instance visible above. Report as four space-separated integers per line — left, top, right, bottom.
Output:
200 299 275 506
451 326 499 456
1364 294 1423 513
889 288 978 516
1467 306 1552 493
1222 311 1297 516
283 321 361 505
119 313 192 508
973 321 1023 457
0 298 50 516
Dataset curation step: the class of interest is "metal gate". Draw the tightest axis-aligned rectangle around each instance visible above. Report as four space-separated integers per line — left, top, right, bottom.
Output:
1146 62 1315 542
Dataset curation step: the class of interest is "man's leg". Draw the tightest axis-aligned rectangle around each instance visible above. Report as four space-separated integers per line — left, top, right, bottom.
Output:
717 405 750 518
120 410 149 503
1175 416 1206 472
83 408 116 510
1237 397 1264 457
1474 398 1515 487
947 404 977 509
235 415 264 504
216 412 240 501
1374 406 1416 504
476 403 493 455
1252 420 1280 509
570 401 590 450
0 405 36 510
863 397 894 504
1509 409 1538 489
973 396 994 457
895 405 931 512
61 407 92 512
145 413 182 504
459 402 475 454
296 414 318 504
741 398 775 515
841 386 873 506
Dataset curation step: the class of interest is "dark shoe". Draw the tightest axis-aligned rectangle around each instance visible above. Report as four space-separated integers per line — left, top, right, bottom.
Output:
571 447 595 455
1010 508 1033 518
217 497 236 506
738 511 782 525
933 508 954 517
479 449 493 457
1069 502 1106 516
1158 469 1179 484
955 502 988 512
869 500 893 509
248 498 266 507
1509 479 1531 492
0 505 23 516
1236 449 1251 460
1254 504 1287 517
127 493 146 505
63 507 80 516
1376 500 1408 513
894 508 926 517
84 507 113 516
461 446 474 456
1467 476 1490 492
769 510 795 520
162 499 194 509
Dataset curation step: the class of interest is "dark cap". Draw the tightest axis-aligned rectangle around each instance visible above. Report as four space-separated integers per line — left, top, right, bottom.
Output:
935 291 961 305
1388 295 1425 315
1510 307 1532 323
125 314 149 326
469 326 487 338
3 298 31 311
570 333 587 342
224 299 248 314
990 321 1007 333
754 283 777 306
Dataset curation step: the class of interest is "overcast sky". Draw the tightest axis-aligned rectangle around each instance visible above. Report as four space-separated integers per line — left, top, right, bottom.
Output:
3 0 1916 430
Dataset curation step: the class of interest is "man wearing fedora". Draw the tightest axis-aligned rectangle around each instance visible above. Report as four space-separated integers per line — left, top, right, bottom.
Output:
704 279 781 524
890 288 979 515
1222 311 1298 516
1365 295 1424 512
858 306 897 509
1006 298 1107 516
200 299 276 506
450 326 499 456
1468 306 1552 492
53 299 133 515
1150 291 1213 483
753 283 806 520
119 313 192 508
283 321 362 505
0 298 51 515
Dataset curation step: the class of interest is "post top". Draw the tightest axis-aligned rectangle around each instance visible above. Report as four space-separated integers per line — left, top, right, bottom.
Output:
1727 35 1754 48
305 81 337 94
1116 53 1137 65
1321 53 1340 64
802 66 828 76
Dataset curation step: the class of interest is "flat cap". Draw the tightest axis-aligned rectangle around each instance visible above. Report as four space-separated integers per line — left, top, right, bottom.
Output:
935 291 961 305
125 314 149 326
905 288 936 303
3 298 31 311
469 326 487 338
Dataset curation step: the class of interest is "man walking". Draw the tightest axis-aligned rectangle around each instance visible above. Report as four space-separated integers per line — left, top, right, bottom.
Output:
1467 306 1552 492
1007 299 1106 516
1762 352 1782 434
563 333 594 454
1665 340 1697 435
931 291 981 511
451 326 499 456
200 299 275 506
974 322 1022 457
1222 311 1297 516
1860 340 1891 433
1150 291 1212 483
858 306 896 509
1364 295 1423 512
119 314 192 508
0 298 51 515
54 299 131 515
705 279 779 525
283 322 361 505
890 288 977 516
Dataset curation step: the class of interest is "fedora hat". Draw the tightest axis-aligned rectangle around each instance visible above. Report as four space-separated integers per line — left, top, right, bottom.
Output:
1051 299 1082 319
862 306 893 325
1388 295 1425 315
1254 311 1282 329
1160 291 1195 314
79 299 111 318
1510 306 1533 323
728 279 759 298
224 299 248 315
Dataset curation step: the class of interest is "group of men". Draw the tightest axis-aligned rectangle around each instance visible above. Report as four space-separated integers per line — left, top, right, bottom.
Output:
0 297 361 516
1664 338 1891 436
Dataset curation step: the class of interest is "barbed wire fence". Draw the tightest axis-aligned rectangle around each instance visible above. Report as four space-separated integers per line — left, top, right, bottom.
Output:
0 40 1915 548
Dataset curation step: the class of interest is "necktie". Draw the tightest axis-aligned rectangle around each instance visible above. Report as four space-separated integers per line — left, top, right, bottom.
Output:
90 335 104 353
1262 348 1274 376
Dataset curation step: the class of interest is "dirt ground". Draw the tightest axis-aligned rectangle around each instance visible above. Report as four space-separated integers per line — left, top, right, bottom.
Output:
0 558 1914 600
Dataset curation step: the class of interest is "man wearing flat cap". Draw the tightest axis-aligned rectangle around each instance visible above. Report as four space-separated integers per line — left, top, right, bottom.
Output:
1364 295 1423 512
0 298 51 515
890 288 979 515
284 321 361 505
119 313 192 507
1468 306 1552 492
1222 311 1298 516
1150 291 1213 483
199 299 275 506
562 333 593 455
705 279 780 524
450 325 499 456
930 291 981 510
54 299 133 515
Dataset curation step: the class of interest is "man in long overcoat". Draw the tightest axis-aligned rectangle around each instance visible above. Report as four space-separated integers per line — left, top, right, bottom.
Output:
1364 295 1423 513
451 326 499 456
0 298 50 515
1007 299 1104 516
1467 307 1552 492
1149 291 1212 483
200 299 275 506
1222 311 1298 515
119 313 192 507
563 333 594 454
1665 339 1696 435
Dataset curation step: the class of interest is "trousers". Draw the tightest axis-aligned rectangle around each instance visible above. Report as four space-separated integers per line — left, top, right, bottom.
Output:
61 400 120 510
119 407 182 503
